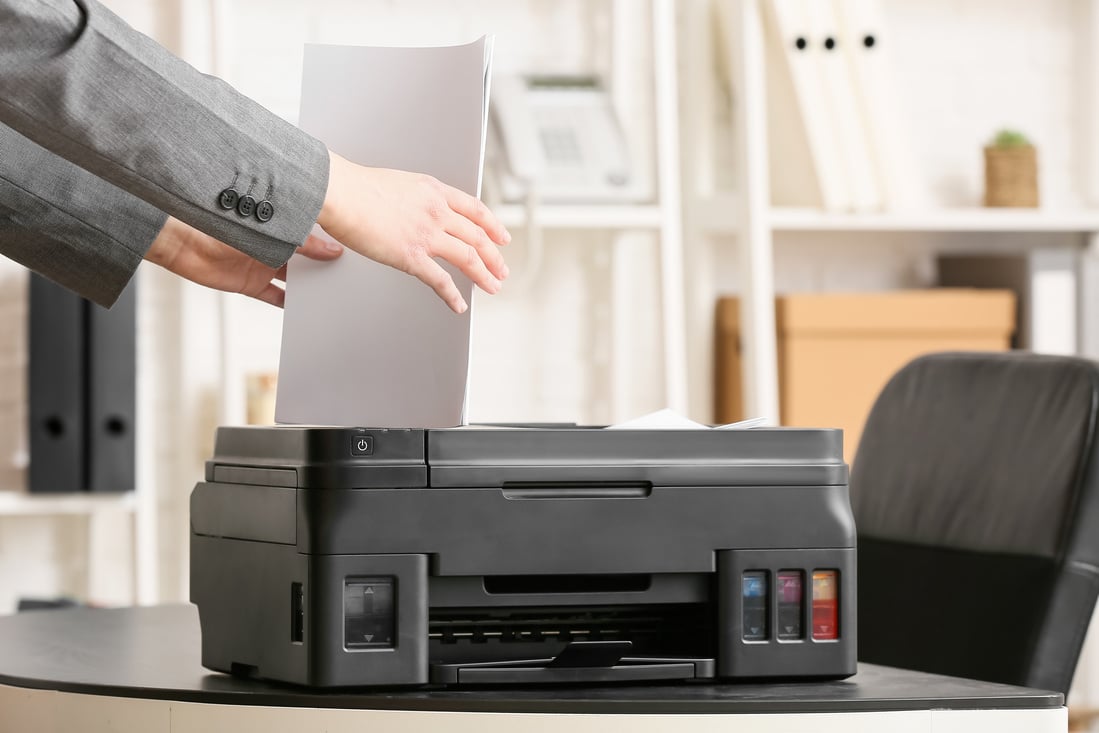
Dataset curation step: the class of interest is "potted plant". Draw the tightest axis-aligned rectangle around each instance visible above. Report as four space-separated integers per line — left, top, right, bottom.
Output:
984 129 1039 207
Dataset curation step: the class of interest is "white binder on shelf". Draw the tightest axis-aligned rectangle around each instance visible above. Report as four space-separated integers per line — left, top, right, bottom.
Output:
752 0 823 208
804 0 882 212
835 0 925 211
763 0 851 212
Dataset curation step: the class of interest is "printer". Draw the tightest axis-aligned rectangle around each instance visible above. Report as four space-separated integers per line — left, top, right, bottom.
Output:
190 425 856 687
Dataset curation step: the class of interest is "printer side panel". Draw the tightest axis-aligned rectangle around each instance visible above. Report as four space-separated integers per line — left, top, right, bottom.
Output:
191 484 432 686
191 533 310 684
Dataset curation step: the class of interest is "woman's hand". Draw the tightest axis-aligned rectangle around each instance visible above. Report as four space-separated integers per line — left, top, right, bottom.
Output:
144 216 344 307
317 151 511 313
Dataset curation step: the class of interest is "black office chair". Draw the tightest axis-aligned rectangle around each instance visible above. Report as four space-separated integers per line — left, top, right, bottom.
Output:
851 351 1099 695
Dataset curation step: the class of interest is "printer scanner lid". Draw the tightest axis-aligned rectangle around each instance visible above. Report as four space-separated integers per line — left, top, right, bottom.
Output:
205 425 846 489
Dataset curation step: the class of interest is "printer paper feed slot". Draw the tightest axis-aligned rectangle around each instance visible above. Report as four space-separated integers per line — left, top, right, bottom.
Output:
427 603 713 675
483 574 652 595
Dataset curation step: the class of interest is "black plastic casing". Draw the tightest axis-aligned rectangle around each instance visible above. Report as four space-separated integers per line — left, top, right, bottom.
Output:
190 425 856 687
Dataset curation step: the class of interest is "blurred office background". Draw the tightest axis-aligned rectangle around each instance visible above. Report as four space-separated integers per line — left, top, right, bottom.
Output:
4 0 1099 714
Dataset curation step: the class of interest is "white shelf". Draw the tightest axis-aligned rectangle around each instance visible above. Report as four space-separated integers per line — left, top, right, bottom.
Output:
695 196 1099 234
0 492 135 517
496 203 664 230
770 207 1099 233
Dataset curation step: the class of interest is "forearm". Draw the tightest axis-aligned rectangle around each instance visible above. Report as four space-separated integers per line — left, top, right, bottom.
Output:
0 0 327 269
0 124 165 307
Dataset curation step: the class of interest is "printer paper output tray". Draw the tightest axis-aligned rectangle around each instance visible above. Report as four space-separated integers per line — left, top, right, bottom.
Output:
431 646 716 686
190 425 857 688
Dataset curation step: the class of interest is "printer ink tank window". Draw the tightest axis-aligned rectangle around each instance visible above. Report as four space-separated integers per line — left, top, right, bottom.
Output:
741 571 768 641
344 578 396 649
812 570 839 641
776 570 804 640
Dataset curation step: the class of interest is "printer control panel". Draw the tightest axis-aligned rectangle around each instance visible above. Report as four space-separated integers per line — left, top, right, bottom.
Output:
344 577 396 649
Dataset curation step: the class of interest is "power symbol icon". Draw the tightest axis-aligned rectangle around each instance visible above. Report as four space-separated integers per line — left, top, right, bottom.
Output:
357 439 368 451
351 435 373 456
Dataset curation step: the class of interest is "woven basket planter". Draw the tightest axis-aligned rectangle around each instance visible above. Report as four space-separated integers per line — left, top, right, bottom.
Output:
984 145 1039 207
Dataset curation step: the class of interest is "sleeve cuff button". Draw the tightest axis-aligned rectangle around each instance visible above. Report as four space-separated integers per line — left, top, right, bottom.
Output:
236 195 257 217
218 188 240 210
256 200 274 223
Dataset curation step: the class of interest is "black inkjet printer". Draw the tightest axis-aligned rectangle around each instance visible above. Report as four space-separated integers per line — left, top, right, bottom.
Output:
190 425 856 687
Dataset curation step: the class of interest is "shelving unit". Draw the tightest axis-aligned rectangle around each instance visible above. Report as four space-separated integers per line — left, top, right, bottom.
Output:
496 203 665 230
0 480 152 605
683 0 1099 424
696 196 1099 233
0 487 147 611
0 266 159 608
0 492 135 517
771 208 1099 234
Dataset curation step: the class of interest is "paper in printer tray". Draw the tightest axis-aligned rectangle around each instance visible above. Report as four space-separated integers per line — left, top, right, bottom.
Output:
190 425 856 687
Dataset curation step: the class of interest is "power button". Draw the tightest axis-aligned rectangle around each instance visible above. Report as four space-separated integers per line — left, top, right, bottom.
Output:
350 435 374 456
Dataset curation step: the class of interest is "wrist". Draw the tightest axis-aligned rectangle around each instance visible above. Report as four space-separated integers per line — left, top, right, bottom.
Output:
144 216 186 272
317 149 343 233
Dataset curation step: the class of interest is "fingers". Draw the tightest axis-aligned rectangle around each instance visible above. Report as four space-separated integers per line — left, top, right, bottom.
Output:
443 186 511 246
430 233 501 296
251 282 286 308
405 256 468 314
299 233 344 260
444 212 509 281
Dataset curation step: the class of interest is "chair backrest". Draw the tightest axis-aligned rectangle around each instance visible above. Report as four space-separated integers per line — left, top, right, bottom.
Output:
850 352 1099 694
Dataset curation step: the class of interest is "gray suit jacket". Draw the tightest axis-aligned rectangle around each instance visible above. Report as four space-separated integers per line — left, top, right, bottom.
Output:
0 0 329 306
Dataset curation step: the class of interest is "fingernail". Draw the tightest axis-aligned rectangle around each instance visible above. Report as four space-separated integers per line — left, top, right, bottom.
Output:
457 300 469 314
501 264 510 278
503 229 512 244
324 239 343 253
490 277 501 293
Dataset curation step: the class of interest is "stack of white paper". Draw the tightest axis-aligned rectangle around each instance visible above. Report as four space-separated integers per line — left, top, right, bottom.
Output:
275 37 494 428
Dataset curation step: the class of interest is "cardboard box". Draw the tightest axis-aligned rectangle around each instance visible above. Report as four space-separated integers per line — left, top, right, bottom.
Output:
714 298 745 428
715 290 1016 464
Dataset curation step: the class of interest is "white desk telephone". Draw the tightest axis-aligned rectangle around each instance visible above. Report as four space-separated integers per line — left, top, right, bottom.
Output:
487 75 647 204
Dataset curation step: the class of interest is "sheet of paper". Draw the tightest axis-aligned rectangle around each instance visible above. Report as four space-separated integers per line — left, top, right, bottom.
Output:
607 409 768 430
276 38 493 428
607 408 709 430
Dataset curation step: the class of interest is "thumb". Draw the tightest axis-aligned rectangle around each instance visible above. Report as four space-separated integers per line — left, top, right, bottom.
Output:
298 233 344 260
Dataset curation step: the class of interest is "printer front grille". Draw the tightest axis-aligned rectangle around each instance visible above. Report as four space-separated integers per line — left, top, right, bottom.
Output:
429 604 711 653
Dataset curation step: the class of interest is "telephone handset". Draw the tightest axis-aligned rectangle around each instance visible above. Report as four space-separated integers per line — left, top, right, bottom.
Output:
487 75 647 204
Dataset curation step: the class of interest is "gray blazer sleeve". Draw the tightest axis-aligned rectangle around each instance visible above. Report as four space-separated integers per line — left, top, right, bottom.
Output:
0 0 329 273
0 124 166 306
